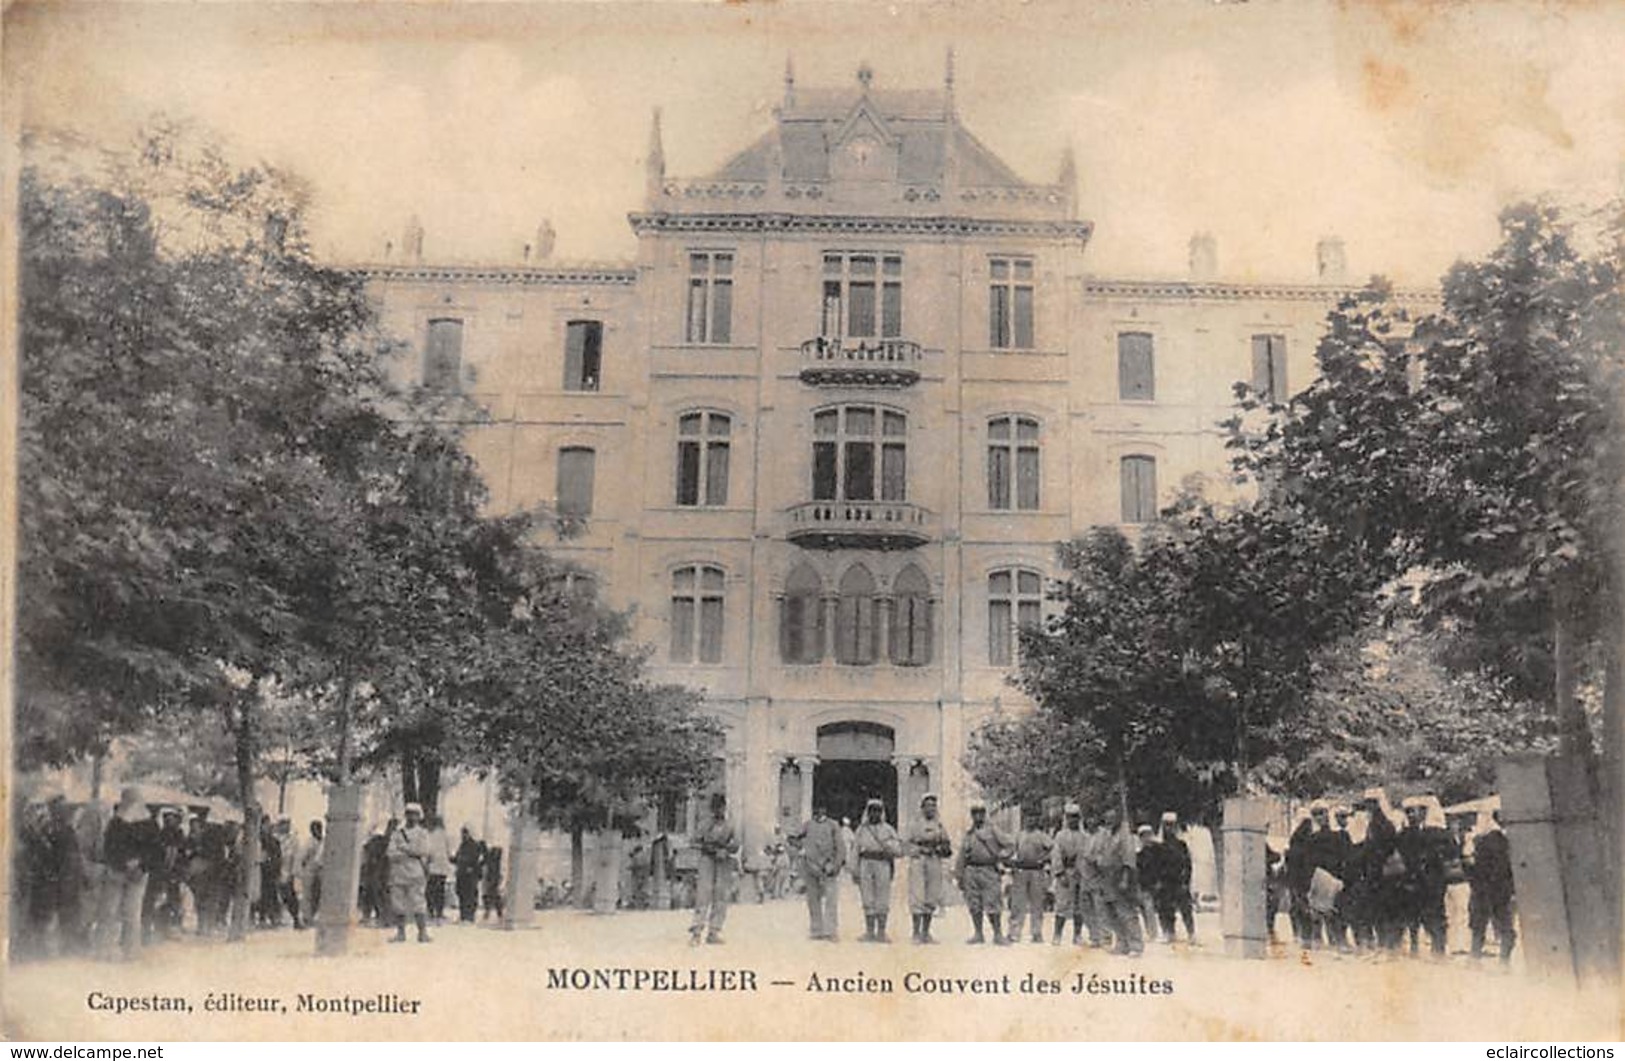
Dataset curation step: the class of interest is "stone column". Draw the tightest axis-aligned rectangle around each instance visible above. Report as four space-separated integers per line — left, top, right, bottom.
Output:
795 756 819 822
502 805 543 930
315 783 364 957
876 597 893 665
1220 797 1271 959
822 595 838 661
1499 753 1621 985
891 754 915 832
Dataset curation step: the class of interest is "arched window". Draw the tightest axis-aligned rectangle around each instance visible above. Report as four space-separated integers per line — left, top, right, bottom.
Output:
835 564 878 666
780 564 825 664
988 567 1043 666
988 415 1040 511
676 411 731 506
671 565 725 664
812 405 906 502
890 565 933 666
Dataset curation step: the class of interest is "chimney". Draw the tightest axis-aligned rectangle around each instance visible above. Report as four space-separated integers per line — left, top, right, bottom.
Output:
533 219 556 261
1316 236 1347 282
1189 232 1218 280
645 108 666 205
402 215 424 262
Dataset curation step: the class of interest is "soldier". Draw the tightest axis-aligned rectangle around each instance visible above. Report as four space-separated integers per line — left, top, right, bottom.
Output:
690 792 737 945
1156 811 1197 943
1397 795 1455 957
905 793 952 944
793 803 844 941
1467 810 1516 962
454 827 483 923
99 787 159 961
1008 808 1053 944
1134 824 1162 943
298 820 324 929
1090 805 1144 956
956 800 1012 945
852 798 902 942
1049 802 1091 946
386 802 434 943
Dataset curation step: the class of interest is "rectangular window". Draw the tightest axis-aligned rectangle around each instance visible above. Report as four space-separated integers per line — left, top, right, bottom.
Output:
677 412 731 507
563 321 603 392
1251 334 1288 401
557 447 596 518
845 442 875 501
686 252 734 344
424 318 463 392
1120 455 1157 524
1118 332 1155 400
822 253 901 338
990 257 1035 349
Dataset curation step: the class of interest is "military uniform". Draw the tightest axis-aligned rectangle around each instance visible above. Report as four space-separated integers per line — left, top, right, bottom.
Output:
853 803 902 942
1050 816 1094 945
1467 825 1515 961
690 806 738 944
795 814 845 940
956 809 1012 944
1089 822 1144 956
904 799 952 943
1008 827 1053 943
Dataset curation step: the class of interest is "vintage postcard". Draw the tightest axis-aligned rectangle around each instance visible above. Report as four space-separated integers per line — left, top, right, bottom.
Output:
4 0 1623 1043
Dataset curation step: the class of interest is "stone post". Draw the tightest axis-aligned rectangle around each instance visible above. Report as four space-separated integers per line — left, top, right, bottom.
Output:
652 834 671 911
315 783 364 957
502 807 542 930
1220 797 1271 960
1498 753 1621 985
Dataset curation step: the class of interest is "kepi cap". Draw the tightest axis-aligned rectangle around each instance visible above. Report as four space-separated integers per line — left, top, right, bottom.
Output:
1063 802 1081 815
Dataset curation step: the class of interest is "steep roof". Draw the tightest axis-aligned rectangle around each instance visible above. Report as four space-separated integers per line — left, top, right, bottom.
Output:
711 85 1031 187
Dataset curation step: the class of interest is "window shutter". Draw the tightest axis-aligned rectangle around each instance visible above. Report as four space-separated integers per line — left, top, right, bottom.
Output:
1118 333 1154 400
988 446 1011 509
705 441 730 506
557 448 596 517
670 595 694 662
676 441 701 505
699 596 724 663
1017 446 1040 510
1013 286 1034 349
988 600 1012 666
1251 335 1272 398
711 280 732 344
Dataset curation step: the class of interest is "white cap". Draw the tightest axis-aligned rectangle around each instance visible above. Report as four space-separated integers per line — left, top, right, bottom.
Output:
969 799 987 812
1063 802 1082 815
919 792 938 807
404 802 424 815
1160 810 1178 823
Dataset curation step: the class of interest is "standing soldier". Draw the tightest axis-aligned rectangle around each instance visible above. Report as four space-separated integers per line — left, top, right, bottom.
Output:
1008 808 1053 944
1134 824 1163 943
1397 795 1454 957
956 800 1013 945
793 803 844 941
387 803 434 943
1467 810 1516 962
852 798 902 942
1090 806 1144 956
689 793 737 945
905 793 952 944
1049 802 1090 946
1155 811 1197 943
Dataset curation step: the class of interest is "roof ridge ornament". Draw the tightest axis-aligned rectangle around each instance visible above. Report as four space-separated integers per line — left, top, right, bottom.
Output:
857 62 874 92
945 46 956 118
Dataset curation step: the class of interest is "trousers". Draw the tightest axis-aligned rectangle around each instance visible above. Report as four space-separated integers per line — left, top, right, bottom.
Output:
804 871 839 938
691 856 732 934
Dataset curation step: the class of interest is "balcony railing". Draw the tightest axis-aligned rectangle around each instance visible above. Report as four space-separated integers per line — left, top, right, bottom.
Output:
785 499 932 550
798 337 922 387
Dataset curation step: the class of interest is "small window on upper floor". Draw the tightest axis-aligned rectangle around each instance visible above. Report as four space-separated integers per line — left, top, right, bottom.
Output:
1251 334 1288 402
564 321 603 392
424 318 464 392
989 257 1035 349
1118 332 1155 401
686 252 734 344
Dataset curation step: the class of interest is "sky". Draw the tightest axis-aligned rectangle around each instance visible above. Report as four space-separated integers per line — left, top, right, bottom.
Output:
7 0 1625 284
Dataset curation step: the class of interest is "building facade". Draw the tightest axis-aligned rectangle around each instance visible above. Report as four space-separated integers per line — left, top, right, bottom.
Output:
361 65 1396 851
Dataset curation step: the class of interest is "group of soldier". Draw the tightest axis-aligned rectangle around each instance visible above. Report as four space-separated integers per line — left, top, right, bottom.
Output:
683 792 1197 953
14 787 511 961
1273 789 1516 961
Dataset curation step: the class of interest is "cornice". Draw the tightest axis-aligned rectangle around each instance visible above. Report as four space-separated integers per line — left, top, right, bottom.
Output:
350 261 637 286
627 211 1093 244
1082 278 1439 304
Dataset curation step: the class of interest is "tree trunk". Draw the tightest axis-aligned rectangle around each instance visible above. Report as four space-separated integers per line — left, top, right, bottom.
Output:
1552 590 1595 763
571 824 589 908
90 751 104 802
229 695 260 943
418 758 441 817
401 749 419 806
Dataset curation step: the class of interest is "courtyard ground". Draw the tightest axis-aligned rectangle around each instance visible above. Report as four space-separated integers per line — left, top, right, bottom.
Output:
4 891 1619 1042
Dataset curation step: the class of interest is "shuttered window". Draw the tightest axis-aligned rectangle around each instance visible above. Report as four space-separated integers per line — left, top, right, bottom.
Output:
835 565 878 666
424 318 463 392
780 565 825 664
1120 455 1157 524
1118 332 1155 401
890 565 933 666
1251 334 1288 402
556 447 596 518
563 321 603 392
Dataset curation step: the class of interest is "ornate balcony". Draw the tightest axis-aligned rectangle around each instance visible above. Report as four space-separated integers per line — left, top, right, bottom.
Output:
785 500 932 550
798 337 921 387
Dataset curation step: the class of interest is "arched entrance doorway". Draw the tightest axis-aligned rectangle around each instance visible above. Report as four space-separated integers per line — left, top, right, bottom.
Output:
813 721 897 825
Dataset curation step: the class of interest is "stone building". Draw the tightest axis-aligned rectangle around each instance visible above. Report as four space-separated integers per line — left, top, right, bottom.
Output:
360 63 1403 852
